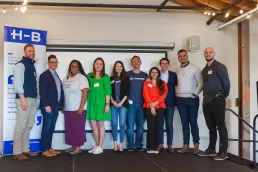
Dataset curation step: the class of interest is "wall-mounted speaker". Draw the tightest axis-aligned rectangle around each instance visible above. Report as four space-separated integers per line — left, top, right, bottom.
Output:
188 35 200 51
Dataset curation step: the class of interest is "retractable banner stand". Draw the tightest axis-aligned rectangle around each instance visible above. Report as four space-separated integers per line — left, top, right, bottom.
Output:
2 26 47 155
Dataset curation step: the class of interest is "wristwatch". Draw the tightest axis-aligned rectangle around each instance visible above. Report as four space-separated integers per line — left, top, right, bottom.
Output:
192 94 197 98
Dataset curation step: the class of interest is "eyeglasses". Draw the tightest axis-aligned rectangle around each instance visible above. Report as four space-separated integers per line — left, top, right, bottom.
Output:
49 61 59 64
70 65 79 68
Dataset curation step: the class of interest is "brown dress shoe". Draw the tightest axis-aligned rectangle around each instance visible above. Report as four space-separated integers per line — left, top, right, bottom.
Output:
157 145 164 151
13 153 29 160
49 149 61 155
177 145 189 153
23 151 39 157
167 146 174 153
42 151 56 158
193 143 199 155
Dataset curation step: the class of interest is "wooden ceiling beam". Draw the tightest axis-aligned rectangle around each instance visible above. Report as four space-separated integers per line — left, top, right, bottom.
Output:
195 0 243 17
206 0 244 25
170 0 206 7
221 0 257 11
169 0 235 23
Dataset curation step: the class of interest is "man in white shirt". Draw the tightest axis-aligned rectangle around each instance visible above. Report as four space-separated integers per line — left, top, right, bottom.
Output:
176 49 203 155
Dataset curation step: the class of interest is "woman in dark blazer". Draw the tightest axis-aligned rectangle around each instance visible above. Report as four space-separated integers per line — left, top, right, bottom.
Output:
110 61 130 152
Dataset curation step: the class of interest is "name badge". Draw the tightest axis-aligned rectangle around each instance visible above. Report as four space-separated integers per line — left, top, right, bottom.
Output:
63 84 71 89
128 100 133 104
94 83 100 87
208 70 212 75
148 83 153 88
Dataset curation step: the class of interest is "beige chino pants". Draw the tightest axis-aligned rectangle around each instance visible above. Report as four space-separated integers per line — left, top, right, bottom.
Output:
13 98 37 155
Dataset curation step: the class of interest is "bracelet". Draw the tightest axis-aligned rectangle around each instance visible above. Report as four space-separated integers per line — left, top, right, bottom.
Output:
106 103 110 105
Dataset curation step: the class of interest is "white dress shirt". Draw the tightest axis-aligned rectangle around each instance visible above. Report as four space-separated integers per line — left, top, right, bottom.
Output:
161 70 169 83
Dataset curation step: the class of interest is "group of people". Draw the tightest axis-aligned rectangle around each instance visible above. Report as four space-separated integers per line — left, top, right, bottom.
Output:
12 44 230 161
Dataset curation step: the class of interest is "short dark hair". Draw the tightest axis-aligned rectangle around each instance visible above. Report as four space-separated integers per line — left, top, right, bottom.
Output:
48 54 57 62
131 55 141 63
23 44 34 52
177 49 188 55
159 58 170 65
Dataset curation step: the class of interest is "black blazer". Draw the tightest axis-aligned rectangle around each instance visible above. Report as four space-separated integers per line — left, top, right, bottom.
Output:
110 75 130 108
39 69 64 109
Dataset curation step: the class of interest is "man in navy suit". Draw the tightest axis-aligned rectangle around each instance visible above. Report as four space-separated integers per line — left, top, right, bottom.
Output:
39 55 64 158
158 58 177 152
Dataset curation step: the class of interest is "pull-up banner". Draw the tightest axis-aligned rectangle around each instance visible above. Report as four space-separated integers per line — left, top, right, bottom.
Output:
2 26 47 155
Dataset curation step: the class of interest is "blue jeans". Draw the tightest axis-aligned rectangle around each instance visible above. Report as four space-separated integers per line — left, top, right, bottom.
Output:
160 106 174 146
40 106 59 151
111 101 127 143
127 103 145 149
177 97 200 145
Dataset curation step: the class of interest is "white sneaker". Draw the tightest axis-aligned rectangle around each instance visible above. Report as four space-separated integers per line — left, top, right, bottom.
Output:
147 150 154 154
93 147 103 154
88 146 98 153
153 150 159 154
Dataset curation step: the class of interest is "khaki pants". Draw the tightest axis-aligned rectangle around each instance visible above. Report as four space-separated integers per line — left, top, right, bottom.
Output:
13 98 37 155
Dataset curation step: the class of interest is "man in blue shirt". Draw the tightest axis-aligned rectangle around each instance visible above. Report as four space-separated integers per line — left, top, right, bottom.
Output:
13 44 38 160
127 56 148 152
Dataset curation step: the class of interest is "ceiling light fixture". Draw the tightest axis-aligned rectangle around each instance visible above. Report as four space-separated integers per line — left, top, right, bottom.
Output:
23 0 28 5
240 9 243 14
225 12 230 18
216 6 258 30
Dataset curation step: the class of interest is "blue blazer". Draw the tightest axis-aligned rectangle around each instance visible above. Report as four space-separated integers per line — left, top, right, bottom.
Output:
39 69 64 109
165 71 177 107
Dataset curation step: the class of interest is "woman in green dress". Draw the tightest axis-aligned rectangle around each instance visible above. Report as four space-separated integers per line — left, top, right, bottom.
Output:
87 57 112 154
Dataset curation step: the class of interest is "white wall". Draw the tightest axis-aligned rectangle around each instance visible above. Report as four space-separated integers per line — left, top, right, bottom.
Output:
0 9 239 154
250 16 258 160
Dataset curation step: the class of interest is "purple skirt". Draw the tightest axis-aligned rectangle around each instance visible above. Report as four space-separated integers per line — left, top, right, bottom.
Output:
64 110 86 146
